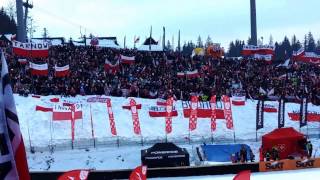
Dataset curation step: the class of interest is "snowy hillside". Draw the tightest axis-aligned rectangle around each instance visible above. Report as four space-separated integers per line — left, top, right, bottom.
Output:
15 94 319 149
14 94 320 171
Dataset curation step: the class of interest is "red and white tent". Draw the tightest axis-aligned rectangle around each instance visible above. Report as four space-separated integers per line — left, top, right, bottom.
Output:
55 65 70 77
30 62 48 76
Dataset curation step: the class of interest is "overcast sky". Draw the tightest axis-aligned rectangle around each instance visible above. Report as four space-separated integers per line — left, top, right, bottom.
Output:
1 0 320 48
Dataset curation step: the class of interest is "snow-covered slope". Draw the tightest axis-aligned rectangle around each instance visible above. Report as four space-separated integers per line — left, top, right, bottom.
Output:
15 95 319 149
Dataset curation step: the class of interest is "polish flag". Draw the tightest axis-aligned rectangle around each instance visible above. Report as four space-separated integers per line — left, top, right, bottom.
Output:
104 59 120 74
232 95 246 106
18 58 28 64
55 65 70 77
35 105 53 112
177 72 185 78
186 70 199 78
52 103 83 121
30 62 48 76
120 55 135 64
58 169 89 180
12 40 49 58
50 97 60 103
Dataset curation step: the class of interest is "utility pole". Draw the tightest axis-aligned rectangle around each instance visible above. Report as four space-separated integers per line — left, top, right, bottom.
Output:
250 0 257 46
16 0 24 42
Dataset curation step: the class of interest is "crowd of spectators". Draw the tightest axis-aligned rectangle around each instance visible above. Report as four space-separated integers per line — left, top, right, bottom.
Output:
2 44 320 103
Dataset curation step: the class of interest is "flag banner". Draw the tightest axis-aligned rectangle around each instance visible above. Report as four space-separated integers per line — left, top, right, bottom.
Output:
87 96 108 103
186 70 199 78
120 55 135 64
278 98 285 128
50 97 60 103
263 104 277 113
35 105 53 112
129 99 141 135
177 72 185 78
104 59 119 74
232 95 246 106
106 98 117 136
182 101 225 118
256 100 264 130
52 103 82 121
58 169 89 180
165 97 174 134
156 99 167 106
70 105 75 141
129 165 147 180
12 40 49 58
29 62 48 76
222 95 234 129
0 52 30 180
253 53 273 62
210 95 217 132
242 45 274 56
288 111 320 122
189 96 198 131
293 48 320 65
55 65 70 77
18 58 28 64
134 36 140 43
123 104 142 110
300 97 308 127
148 106 178 117
233 170 251 180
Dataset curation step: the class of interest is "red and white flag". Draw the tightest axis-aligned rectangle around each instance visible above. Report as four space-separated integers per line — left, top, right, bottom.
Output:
186 70 199 78
232 95 246 106
70 105 75 141
35 105 53 112
55 65 70 77
18 58 28 64
58 169 89 180
120 55 135 64
129 165 147 180
129 99 141 135
52 103 82 121
50 97 60 103
12 40 49 58
165 97 174 134
189 96 198 131
156 99 167 106
293 48 320 65
106 98 117 136
222 95 234 129
233 170 251 180
29 62 48 76
0 52 30 180
210 95 217 132
177 72 185 78
104 59 120 74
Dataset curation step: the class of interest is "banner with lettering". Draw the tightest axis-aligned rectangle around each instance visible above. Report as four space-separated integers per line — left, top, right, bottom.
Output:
12 40 49 58
256 100 264 130
189 96 198 131
210 95 217 132
106 98 117 136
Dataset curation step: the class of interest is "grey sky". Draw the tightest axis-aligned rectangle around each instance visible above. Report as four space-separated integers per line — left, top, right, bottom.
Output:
1 0 320 48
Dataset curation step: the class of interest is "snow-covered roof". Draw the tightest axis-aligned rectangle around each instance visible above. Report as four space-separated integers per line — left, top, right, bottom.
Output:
84 37 120 49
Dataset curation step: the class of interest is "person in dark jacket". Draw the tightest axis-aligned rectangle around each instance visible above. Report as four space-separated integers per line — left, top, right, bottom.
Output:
306 141 313 158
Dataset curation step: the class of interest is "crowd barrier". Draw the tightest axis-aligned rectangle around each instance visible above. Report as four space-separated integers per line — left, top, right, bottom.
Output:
30 162 259 180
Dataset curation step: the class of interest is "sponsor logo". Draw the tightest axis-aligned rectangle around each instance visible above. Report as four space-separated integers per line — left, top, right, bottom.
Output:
265 161 284 170
296 159 315 168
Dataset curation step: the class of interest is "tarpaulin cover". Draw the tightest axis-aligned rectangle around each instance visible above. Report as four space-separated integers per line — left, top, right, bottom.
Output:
201 144 251 162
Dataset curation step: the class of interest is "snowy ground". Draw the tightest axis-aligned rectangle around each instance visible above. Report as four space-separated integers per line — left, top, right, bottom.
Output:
151 168 320 180
13 94 320 171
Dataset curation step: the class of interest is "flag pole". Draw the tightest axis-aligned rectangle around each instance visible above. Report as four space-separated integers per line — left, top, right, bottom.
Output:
149 26 152 51
89 104 95 148
26 114 32 152
134 35 136 49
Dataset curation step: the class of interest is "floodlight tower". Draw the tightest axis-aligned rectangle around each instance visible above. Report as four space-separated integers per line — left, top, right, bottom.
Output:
250 0 257 46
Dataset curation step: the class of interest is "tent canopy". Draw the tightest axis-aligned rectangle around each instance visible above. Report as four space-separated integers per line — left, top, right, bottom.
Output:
262 127 306 159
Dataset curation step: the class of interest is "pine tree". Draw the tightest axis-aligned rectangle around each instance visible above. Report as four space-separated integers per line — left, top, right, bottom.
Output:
269 35 274 46
166 40 172 50
42 28 49 39
0 7 17 34
197 35 203 48
205 35 213 48
307 32 316 52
